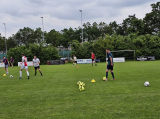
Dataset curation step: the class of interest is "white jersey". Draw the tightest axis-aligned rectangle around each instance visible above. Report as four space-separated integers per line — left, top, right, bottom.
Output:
73 56 77 61
33 58 40 67
22 56 28 66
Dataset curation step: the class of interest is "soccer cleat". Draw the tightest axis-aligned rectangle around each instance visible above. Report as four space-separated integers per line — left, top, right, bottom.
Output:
28 76 29 80
103 79 108 81
111 79 116 80
19 77 22 79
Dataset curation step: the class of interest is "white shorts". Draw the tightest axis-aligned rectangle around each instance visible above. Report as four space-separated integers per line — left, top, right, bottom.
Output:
21 66 28 69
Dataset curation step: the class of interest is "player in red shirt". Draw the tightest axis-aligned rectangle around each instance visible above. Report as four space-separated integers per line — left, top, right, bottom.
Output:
19 53 29 79
91 52 97 66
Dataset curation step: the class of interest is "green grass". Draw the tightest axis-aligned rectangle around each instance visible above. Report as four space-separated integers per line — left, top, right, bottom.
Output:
0 61 160 119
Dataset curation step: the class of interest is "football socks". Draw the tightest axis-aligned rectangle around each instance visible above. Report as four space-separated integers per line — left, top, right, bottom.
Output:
106 72 108 79
111 72 115 79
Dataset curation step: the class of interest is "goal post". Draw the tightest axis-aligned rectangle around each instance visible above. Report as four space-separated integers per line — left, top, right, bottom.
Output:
106 50 136 61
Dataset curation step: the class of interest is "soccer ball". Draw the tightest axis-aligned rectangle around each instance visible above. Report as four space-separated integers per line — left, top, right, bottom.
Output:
103 77 106 80
10 75 13 78
77 81 81 85
79 82 83 87
81 82 85 87
144 81 149 87
79 85 84 91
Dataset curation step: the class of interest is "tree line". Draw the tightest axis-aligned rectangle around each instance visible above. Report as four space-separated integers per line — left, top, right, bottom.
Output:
71 33 160 61
0 2 160 61
7 43 59 65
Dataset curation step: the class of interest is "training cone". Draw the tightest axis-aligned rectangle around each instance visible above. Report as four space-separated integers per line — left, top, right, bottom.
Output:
3 74 6 76
77 66 79 68
91 79 96 82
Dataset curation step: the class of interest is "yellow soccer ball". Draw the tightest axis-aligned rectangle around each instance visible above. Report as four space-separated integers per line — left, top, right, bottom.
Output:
82 86 84 91
81 82 85 87
77 81 81 85
103 77 106 80
79 85 84 91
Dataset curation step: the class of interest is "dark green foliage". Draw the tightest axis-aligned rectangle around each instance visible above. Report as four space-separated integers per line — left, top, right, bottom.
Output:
71 34 160 61
7 43 59 65
0 34 5 51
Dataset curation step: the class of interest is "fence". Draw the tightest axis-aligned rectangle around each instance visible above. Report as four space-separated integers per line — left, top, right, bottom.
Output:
58 51 71 58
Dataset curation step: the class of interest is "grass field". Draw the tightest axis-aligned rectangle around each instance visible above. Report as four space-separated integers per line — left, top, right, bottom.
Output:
0 61 160 119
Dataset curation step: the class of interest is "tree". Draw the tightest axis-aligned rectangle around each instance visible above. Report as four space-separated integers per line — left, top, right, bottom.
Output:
14 27 34 46
60 28 76 48
7 36 16 50
143 2 160 34
33 27 43 43
45 29 61 47
7 43 59 65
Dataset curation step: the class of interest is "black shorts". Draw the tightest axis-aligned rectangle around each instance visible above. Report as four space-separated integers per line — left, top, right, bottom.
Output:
74 61 77 63
34 66 40 70
92 59 95 61
107 65 113 70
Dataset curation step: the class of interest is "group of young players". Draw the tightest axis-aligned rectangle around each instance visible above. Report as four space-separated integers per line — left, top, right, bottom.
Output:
2 53 43 79
72 49 115 80
2 49 115 81
2 56 14 75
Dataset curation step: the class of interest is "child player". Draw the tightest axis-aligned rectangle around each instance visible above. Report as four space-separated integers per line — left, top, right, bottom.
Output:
103 49 115 81
73 55 77 67
19 53 29 79
91 52 97 66
10 56 14 68
33 56 43 76
2 56 9 75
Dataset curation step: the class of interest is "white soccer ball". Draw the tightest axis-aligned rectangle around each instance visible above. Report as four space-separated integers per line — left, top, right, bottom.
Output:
144 81 149 87
10 75 13 78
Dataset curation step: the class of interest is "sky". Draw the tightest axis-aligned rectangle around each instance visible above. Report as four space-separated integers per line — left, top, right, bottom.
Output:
0 0 159 38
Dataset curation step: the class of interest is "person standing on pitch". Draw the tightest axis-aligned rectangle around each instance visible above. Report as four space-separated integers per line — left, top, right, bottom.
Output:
33 56 43 76
91 52 97 66
104 49 115 81
10 56 14 68
2 56 9 75
73 55 77 67
19 53 29 79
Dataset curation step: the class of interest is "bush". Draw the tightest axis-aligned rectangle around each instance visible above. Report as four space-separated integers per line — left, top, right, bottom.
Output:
7 43 59 65
71 34 160 61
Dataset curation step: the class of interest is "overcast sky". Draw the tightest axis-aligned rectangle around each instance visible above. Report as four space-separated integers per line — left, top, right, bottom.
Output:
0 0 159 38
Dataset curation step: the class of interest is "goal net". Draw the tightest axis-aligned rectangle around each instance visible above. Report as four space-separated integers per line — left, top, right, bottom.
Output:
106 50 135 61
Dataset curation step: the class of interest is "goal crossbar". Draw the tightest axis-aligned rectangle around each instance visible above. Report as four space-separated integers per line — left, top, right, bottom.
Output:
110 50 135 52
106 50 136 60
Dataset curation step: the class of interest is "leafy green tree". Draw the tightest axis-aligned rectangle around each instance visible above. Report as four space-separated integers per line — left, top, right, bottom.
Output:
7 43 59 65
33 27 43 43
45 29 61 47
60 28 76 48
14 27 34 46
7 36 16 49
143 2 160 34
0 34 5 51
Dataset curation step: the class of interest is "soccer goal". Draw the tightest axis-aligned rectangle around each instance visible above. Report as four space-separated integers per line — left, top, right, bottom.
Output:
106 50 136 62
